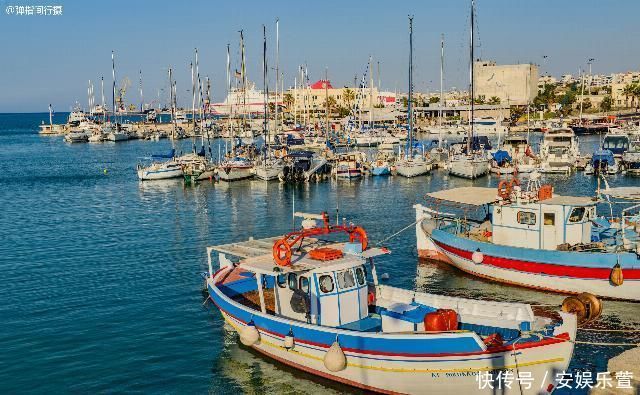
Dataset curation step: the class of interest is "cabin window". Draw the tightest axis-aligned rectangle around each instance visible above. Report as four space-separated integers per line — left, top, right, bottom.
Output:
569 207 586 223
517 211 536 225
276 274 287 288
319 275 334 293
299 276 310 293
544 213 555 225
287 273 298 290
355 267 366 286
337 269 356 289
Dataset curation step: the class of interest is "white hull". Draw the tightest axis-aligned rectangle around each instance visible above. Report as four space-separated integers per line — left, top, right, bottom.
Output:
107 132 128 142
395 160 432 177
137 162 183 181
254 165 283 181
448 157 488 179
218 166 254 182
218 307 574 395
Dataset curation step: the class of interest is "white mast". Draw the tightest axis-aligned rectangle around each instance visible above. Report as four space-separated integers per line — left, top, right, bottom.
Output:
101 76 105 123
49 104 53 126
275 18 280 135
439 34 444 148
191 54 196 152
139 70 144 113
111 50 117 129
369 56 373 129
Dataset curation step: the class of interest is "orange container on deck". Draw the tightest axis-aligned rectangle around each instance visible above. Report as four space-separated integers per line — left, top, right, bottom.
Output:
538 185 553 201
424 309 459 331
309 248 343 261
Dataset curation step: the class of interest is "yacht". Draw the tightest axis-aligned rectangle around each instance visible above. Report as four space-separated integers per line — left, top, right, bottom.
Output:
501 135 538 173
539 128 579 174
623 137 640 175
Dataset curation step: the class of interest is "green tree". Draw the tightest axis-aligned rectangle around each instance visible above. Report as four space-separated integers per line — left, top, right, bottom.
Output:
581 98 592 111
342 88 355 108
473 95 486 104
488 96 501 105
600 95 613 112
622 84 636 108
559 90 577 115
401 96 408 107
336 106 351 118
429 96 440 104
534 84 557 110
283 93 294 111
324 96 337 118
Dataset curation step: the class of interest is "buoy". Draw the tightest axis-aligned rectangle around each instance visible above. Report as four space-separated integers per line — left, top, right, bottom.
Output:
239 321 260 346
284 330 295 350
577 292 603 321
562 296 587 323
610 263 624 286
471 249 484 264
103 168 108 174
323 341 347 372
380 273 390 281
562 294 602 324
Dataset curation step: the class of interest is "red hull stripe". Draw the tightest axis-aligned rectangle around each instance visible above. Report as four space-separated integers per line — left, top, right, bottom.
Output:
434 241 640 280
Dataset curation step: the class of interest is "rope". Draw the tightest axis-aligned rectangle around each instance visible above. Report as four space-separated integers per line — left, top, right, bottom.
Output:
579 328 640 333
542 334 639 347
375 218 423 246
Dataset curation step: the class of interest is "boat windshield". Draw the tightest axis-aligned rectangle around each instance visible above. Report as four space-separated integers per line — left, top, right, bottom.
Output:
603 136 629 150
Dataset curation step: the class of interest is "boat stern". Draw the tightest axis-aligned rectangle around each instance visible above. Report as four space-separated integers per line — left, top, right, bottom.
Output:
414 204 452 263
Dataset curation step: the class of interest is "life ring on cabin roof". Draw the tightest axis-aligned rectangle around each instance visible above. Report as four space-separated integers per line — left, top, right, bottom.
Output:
497 180 511 200
273 239 292 266
349 226 369 251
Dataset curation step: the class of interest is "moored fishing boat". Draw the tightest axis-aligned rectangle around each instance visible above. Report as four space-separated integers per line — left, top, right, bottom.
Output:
203 210 578 394
414 175 640 301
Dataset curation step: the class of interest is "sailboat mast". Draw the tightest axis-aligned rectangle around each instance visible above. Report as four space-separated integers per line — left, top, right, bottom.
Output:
408 16 414 155
262 25 269 153
275 18 279 135
101 76 105 123
111 51 117 127
191 57 196 152
325 67 329 141
168 67 176 141
369 56 373 129
439 34 444 148
468 0 474 153
49 104 53 126
226 44 232 144
240 30 247 137
139 70 143 113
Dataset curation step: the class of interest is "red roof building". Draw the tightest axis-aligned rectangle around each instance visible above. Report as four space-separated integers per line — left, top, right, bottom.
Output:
310 79 334 90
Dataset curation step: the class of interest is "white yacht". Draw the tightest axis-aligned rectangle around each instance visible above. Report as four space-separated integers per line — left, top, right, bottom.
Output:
539 128 579 174
448 153 488 179
218 158 254 182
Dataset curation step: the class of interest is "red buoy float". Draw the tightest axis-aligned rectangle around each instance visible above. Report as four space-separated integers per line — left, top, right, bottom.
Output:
424 309 458 331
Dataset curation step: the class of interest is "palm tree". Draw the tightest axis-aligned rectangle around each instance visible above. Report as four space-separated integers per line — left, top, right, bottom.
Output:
324 96 337 118
283 93 294 112
634 84 640 111
623 84 635 108
342 88 355 109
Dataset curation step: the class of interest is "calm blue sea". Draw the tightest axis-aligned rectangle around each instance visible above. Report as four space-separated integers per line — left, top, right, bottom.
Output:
0 112 638 394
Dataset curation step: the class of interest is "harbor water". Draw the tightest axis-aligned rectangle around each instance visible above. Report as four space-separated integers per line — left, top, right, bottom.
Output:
1 112 639 393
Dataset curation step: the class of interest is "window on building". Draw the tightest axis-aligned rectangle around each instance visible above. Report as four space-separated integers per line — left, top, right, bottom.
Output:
569 207 586 223
544 213 555 225
276 274 287 288
355 267 366 286
319 275 334 293
299 276 310 293
287 273 298 290
336 269 356 289
517 211 536 225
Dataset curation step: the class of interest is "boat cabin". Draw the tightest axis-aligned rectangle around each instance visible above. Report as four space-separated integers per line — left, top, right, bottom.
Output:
426 185 596 251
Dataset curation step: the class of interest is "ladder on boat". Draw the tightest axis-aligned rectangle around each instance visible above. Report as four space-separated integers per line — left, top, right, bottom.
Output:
304 157 327 181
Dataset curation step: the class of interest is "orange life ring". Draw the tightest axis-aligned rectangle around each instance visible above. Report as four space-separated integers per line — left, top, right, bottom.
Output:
349 226 369 251
273 239 292 266
497 180 511 199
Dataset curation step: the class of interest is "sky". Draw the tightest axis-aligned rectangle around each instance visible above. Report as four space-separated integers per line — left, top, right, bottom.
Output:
1 0 639 113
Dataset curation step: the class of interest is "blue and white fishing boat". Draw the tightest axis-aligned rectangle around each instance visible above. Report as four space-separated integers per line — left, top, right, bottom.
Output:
204 210 577 394
414 175 640 301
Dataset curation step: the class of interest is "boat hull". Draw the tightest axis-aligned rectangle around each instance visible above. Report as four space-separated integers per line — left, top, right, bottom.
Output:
137 165 183 181
255 166 282 181
448 159 488 179
395 161 431 177
218 166 254 182
416 221 640 301
208 276 575 395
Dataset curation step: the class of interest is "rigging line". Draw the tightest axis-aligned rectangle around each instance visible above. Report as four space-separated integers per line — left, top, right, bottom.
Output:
375 218 423 246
